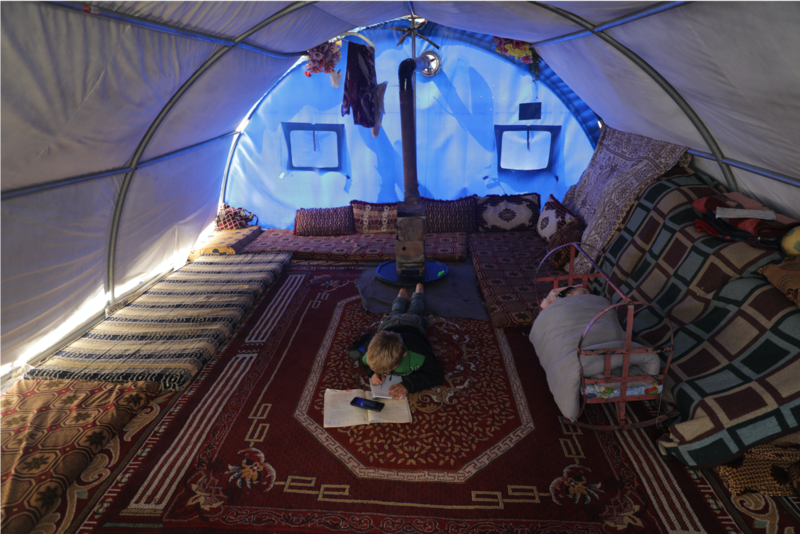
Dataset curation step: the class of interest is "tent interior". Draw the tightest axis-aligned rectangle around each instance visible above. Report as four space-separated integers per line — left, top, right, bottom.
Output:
2 2 800 533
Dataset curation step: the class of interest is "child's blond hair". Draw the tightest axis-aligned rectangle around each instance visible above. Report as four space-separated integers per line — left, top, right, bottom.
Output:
366 331 406 375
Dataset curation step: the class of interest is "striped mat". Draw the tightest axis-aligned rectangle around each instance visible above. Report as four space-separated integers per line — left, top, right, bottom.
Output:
25 253 291 390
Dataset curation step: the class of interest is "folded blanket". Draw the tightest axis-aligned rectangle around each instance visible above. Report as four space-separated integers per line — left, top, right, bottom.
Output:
529 294 661 421
695 214 782 250
693 192 799 238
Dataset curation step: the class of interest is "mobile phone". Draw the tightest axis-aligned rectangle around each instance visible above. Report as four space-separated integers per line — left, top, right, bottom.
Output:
350 397 384 412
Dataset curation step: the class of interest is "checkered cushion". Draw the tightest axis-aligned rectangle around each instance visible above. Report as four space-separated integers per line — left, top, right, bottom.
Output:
476 193 540 232
350 200 397 233
294 206 354 236
424 196 477 233
537 194 579 241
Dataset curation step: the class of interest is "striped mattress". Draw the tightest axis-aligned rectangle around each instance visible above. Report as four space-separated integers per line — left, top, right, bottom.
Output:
25 253 291 390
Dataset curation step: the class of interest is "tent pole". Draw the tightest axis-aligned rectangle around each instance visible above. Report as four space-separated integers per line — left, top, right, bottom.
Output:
105 2 314 305
1 167 132 201
531 2 740 193
688 150 800 188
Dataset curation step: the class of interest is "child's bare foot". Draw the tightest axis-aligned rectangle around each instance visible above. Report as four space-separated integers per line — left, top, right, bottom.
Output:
415 283 424 294
398 288 409 301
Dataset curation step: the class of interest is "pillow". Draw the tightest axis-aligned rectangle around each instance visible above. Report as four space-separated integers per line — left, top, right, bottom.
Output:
537 194 579 241
423 196 477 233
781 226 800 256
693 192 800 238
548 217 586 271
757 256 800 309
294 206 354 236
475 193 540 232
350 200 397 233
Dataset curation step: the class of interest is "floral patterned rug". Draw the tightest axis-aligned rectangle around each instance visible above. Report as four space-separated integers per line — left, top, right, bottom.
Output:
39 266 800 534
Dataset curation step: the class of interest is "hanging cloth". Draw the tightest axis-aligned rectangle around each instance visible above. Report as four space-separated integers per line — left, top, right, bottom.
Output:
341 42 377 128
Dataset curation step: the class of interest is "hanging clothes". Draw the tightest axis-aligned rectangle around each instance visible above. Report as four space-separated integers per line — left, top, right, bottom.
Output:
341 42 377 128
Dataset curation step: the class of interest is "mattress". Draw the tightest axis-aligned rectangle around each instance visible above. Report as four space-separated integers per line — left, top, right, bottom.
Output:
469 230 561 328
187 225 263 260
25 253 291 390
241 229 469 262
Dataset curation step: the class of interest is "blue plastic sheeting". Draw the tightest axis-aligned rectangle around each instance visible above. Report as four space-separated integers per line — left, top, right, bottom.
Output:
227 22 597 229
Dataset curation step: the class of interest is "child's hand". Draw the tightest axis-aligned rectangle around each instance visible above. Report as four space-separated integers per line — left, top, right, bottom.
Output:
371 374 385 386
389 383 408 400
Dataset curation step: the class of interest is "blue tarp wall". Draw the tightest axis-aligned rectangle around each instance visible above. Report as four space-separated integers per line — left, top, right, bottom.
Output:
226 22 599 229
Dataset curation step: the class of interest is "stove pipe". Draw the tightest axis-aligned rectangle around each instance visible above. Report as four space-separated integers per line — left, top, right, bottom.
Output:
395 56 432 278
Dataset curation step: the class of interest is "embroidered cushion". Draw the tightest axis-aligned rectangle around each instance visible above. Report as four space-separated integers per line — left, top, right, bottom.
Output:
423 196 477 233
350 200 397 233
537 194 579 241
758 256 800 309
294 206 355 236
475 193 540 232
548 217 586 271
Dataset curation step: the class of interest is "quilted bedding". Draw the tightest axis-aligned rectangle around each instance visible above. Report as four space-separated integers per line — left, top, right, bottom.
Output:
1 379 161 534
25 253 291 391
241 229 469 262
594 172 800 467
470 231 562 328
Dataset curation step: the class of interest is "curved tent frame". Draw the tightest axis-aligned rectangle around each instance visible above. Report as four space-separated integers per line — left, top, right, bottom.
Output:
2 1 799 374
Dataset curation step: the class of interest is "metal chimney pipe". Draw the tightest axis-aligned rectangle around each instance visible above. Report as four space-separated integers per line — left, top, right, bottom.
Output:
395 55 433 278
398 56 432 204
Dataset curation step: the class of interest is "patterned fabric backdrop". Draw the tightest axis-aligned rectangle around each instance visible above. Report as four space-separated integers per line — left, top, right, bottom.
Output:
569 126 690 273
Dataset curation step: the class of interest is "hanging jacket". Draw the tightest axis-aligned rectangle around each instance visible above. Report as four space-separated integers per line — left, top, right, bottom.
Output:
341 42 377 128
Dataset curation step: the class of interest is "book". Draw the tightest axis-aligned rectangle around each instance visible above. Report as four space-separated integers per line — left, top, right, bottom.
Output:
323 388 412 428
715 207 775 220
370 374 403 399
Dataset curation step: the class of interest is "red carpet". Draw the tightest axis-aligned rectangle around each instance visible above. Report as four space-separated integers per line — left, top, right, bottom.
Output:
57 265 800 534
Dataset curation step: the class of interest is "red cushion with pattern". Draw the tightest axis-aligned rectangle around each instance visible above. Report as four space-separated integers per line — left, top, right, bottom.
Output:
423 196 477 233
350 200 398 233
294 206 355 236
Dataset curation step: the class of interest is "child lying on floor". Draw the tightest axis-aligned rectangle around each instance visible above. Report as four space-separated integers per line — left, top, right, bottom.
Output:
359 283 445 400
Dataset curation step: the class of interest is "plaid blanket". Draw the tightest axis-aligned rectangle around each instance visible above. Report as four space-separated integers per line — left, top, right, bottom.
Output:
595 172 800 467
25 253 291 390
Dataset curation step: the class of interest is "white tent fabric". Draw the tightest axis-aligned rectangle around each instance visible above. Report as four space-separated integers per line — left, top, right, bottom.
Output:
141 48 297 160
2 1 800 374
114 139 232 291
1 175 123 366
